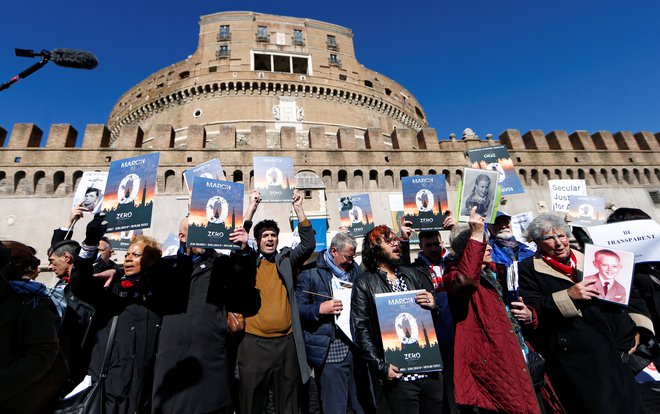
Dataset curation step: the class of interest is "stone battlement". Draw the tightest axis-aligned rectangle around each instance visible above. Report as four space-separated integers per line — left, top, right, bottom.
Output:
0 123 658 198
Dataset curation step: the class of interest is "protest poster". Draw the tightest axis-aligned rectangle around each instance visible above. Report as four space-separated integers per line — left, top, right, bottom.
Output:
468 145 524 195
183 158 225 193
339 193 375 237
187 177 244 250
510 212 537 250
402 175 448 231
587 219 660 263
568 196 606 227
375 290 443 374
333 277 354 342
72 171 108 214
293 217 328 252
102 153 160 232
388 193 419 243
253 156 295 203
107 229 142 251
160 233 180 257
548 179 586 212
582 244 635 306
458 168 499 223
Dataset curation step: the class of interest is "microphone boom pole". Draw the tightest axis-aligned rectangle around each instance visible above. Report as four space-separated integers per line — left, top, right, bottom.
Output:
0 56 49 92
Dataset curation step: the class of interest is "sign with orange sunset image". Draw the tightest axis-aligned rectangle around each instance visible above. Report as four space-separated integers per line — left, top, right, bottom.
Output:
187 177 244 250
338 193 374 237
375 290 443 374
101 153 160 232
253 156 294 203
402 174 448 231
468 145 524 195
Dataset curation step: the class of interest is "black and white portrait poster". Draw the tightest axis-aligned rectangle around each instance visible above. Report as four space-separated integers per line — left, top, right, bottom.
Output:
458 168 499 223
72 171 108 214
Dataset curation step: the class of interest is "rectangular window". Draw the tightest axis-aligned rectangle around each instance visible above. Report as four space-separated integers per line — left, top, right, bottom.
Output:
327 35 338 50
217 45 230 59
292 57 308 74
293 29 304 46
218 25 231 41
257 26 269 42
329 54 340 66
273 55 291 73
252 52 309 75
254 53 272 71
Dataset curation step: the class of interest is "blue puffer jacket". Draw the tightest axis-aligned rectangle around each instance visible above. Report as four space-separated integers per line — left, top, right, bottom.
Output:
295 251 360 368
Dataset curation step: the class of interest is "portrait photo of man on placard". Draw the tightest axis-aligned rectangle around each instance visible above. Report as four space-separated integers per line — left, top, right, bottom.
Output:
582 245 635 305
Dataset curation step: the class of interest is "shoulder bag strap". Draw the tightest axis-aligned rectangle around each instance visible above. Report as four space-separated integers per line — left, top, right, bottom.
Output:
98 315 118 381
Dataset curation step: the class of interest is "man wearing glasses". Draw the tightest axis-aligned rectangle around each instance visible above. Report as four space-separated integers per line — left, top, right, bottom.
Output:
296 232 368 414
351 225 443 413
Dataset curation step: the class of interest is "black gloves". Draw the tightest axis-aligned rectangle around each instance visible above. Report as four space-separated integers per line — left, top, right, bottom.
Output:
84 213 108 246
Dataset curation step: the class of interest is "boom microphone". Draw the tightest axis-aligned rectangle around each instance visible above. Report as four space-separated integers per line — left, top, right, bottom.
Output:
0 48 98 92
14 48 98 69
48 48 98 70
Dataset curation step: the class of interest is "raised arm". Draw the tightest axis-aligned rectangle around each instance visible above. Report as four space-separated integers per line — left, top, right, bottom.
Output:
290 189 315 268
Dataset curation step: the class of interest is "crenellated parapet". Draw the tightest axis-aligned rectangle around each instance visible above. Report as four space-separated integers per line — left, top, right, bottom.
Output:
0 123 658 199
499 129 659 152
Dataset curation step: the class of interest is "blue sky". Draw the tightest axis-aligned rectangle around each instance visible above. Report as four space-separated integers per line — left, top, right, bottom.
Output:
1 1 658 143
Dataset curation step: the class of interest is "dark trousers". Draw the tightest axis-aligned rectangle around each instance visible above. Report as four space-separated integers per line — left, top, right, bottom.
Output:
237 333 300 414
440 342 459 414
382 374 444 414
317 349 365 414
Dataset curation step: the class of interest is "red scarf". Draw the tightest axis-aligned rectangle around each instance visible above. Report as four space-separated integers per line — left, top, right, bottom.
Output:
541 251 578 281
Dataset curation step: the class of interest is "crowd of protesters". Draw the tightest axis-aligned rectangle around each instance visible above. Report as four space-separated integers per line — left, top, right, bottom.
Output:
0 188 658 414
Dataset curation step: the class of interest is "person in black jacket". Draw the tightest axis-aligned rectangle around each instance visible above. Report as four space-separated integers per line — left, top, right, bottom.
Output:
296 232 368 414
351 225 443 414
0 241 68 413
71 215 253 414
151 216 256 414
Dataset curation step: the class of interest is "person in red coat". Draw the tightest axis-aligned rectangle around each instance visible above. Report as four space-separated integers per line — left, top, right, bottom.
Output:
444 207 563 414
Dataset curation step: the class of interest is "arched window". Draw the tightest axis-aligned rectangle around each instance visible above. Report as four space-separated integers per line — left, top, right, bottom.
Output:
384 170 394 189
72 171 83 191
369 170 378 189
531 169 539 185
53 171 65 195
33 171 46 195
14 171 27 194
338 170 348 190
353 170 364 189
233 170 243 183
164 170 176 192
600 168 608 185
322 170 332 189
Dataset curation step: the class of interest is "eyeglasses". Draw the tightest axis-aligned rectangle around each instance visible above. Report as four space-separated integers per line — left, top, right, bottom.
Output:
382 237 400 246
336 251 355 261
539 233 568 243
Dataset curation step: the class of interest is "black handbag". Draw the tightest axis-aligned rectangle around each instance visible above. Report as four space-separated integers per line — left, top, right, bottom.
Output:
527 351 546 389
54 315 118 414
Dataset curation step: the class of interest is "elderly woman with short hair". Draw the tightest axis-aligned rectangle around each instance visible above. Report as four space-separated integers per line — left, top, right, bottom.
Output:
444 208 562 414
519 214 650 414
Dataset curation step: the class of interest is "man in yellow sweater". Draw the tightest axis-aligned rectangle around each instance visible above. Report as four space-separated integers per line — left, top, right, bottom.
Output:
237 189 315 414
